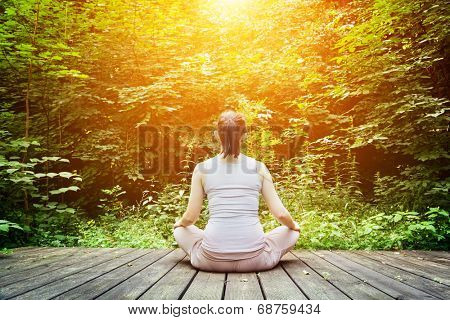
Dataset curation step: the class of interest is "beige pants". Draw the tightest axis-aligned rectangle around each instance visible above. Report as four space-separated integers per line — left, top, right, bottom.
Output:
173 225 300 272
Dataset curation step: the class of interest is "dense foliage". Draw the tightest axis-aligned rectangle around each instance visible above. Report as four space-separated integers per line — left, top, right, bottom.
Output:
0 0 448 250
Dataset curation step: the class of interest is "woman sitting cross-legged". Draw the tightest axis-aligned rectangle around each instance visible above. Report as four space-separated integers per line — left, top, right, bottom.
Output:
173 110 300 272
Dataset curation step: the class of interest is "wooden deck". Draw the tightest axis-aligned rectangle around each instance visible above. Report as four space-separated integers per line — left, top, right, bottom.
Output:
0 247 448 300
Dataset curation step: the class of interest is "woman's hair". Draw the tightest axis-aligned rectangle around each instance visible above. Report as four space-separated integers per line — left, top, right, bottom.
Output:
217 110 247 158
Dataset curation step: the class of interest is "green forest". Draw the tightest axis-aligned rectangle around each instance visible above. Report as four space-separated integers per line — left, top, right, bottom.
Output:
0 0 449 252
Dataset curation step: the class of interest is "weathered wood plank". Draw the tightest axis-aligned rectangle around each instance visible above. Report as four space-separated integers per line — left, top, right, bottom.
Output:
0 248 128 299
316 250 436 299
0 247 59 264
281 252 349 300
0 248 99 286
407 251 450 260
0 248 79 276
341 251 449 299
96 249 186 300
1 248 447 300
13 249 148 300
398 250 450 265
0 247 63 266
6 246 38 252
293 251 392 300
258 265 307 300
182 271 226 300
139 256 197 300
54 250 171 300
357 251 450 286
3 247 49 255
225 273 263 300
379 251 450 278
0 247 72 269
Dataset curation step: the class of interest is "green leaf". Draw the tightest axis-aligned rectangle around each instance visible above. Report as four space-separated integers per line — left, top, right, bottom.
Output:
49 188 64 195
59 172 73 179
42 157 61 161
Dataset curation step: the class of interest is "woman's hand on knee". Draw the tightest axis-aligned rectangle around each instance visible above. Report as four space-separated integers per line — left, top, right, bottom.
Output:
290 221 300 232
173 219 183 229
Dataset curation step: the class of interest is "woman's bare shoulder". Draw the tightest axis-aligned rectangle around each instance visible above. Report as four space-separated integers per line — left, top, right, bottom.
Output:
195 156 217 173
241 154 269 176
242 154 263 168
252 158 271 181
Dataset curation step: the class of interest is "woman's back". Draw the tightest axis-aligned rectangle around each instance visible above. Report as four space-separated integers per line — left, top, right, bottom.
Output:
198 153 266 253
173 110 299 272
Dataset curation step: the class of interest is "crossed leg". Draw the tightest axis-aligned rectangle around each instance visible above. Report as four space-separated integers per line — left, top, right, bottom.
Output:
264 225 300 257
173 225 204 256
173 225 299 260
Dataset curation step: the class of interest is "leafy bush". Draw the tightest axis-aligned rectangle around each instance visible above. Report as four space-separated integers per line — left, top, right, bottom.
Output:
77 176 448 250
259 157 450 250
77 216 174 248
0 130 82 248
261 207 449 250
76 184 196 248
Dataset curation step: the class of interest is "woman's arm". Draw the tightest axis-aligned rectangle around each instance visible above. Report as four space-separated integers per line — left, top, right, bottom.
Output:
174 164 204 228
259 163 300 231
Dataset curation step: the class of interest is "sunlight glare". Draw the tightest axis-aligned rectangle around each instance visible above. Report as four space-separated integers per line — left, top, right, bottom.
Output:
210 0 253 24
220 0 247 5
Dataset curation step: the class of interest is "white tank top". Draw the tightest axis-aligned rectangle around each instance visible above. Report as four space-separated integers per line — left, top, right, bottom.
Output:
197 153 266 253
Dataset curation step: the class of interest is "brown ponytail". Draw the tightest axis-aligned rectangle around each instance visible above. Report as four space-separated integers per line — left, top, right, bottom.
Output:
217 110 247 158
